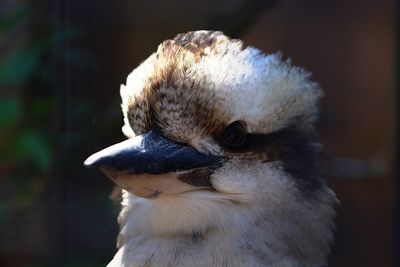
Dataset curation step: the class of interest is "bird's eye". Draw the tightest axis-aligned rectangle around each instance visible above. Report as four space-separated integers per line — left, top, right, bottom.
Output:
221 121 247 148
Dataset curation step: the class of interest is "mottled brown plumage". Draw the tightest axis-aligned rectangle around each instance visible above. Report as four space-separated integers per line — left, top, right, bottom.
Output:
124 32 233 144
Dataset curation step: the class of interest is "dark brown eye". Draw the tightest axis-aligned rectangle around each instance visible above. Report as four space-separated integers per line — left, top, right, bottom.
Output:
222 121 247 148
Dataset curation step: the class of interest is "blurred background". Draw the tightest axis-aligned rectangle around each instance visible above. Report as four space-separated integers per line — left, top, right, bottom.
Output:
0 0 396 266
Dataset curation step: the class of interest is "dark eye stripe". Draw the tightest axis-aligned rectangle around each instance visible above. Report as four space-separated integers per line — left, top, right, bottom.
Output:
221 126 323 195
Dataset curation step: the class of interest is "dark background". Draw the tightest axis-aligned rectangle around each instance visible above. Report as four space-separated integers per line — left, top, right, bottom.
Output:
0 0 396 266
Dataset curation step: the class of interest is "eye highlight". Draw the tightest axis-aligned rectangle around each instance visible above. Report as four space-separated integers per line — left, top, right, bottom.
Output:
221 121 247 148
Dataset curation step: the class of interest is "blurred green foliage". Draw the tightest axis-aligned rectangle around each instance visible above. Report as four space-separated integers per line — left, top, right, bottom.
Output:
0 97 22 126
0 45 41 87
0 3 107 266
0 6 29 36
0 7 75 168
1 6 54 172
0 4 72 257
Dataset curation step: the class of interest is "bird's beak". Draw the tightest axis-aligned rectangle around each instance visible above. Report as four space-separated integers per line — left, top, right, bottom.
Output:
84 130 223 198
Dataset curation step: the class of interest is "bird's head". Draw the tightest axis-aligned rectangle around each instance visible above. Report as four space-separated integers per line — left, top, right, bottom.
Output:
84 31 335 260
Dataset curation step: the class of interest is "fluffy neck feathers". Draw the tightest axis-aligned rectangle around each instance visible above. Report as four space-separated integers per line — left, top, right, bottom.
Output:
108 176 335 267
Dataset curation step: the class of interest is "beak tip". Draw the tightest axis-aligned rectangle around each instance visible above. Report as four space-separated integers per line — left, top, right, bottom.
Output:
83 154 100 168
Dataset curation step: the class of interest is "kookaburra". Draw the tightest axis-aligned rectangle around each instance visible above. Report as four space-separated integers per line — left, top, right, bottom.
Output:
84 31 337 267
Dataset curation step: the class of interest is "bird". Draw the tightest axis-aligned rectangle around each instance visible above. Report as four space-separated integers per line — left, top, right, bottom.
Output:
84 30 337 267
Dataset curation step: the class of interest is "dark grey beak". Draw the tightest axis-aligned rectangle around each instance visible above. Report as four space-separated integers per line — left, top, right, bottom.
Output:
84 130 223 174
